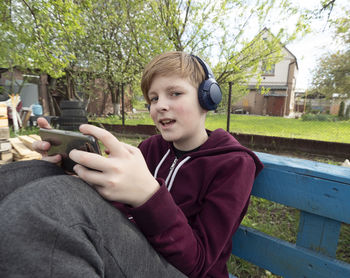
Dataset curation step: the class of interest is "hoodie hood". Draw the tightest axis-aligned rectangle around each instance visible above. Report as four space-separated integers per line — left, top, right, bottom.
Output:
193 128 263 177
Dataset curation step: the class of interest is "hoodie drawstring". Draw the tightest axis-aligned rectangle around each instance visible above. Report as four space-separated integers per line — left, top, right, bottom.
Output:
153 149 191 191
154 149 170 179
167 156 191 191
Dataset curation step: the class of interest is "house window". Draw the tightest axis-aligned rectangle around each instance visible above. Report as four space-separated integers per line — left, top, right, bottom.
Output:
262 62 275 75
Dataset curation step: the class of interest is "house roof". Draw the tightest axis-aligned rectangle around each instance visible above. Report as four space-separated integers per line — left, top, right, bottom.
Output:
259 27 299 70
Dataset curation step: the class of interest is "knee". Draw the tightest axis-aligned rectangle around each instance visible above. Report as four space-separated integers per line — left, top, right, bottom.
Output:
27 175 102 209
0 159 65 176
0 174 124 237
0 160 66 200
1 175 103 221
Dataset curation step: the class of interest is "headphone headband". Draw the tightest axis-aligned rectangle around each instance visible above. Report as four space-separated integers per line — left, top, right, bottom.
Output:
191 54 214 80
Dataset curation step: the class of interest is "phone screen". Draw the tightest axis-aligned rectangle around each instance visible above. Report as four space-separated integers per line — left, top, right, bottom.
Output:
39 128 101 172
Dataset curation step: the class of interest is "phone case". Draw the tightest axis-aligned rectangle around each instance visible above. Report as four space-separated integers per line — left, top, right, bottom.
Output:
39 128 101 172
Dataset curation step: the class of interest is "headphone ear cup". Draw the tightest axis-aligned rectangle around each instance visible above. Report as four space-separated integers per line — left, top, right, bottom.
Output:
198 81 209 110
198 79 222 111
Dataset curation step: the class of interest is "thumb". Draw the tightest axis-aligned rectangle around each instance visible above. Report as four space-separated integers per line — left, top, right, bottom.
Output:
37 117 52 129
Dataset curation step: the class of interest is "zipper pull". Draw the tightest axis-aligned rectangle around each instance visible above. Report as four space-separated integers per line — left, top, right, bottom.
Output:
170 158 178 171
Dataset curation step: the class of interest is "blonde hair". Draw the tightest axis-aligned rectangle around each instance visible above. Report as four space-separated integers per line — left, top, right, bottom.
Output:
141 51 206 104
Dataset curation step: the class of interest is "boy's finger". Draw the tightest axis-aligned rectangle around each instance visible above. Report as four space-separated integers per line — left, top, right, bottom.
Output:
42 154 62 164
69 149 107 171
78 124 125 156
72 163 106 186
32 140 50 153
37 117 51 129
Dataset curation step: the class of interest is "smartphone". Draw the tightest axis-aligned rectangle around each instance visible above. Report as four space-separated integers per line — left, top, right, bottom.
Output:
39 128 101 172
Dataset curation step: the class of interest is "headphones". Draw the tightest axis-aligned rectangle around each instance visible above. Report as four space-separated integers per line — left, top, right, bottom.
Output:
147 54 222 111
191 54 222 111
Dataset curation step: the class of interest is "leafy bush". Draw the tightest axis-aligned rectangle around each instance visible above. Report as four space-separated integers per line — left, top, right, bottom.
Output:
338 101 345 118
301 113 336 122
301 113 314 121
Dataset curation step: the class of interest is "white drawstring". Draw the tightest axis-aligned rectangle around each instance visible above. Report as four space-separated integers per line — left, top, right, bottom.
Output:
153 149 191 191
167 156 191 192
154 149 170 178
165 158 178 186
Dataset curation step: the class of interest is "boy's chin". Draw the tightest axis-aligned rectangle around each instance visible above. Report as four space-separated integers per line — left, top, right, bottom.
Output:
159 131 179 142
160 134 175 142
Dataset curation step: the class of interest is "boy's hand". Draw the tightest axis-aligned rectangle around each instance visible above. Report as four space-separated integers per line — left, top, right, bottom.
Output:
69 124 160 207
32 117 62 164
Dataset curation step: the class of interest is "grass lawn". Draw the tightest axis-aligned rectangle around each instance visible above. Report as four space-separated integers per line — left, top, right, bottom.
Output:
207 113 350 144
94 112 350 143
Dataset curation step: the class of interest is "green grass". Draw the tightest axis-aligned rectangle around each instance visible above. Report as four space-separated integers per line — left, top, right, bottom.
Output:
10 126 40 138
93 112 350 143
12 112 350 144
206 113 350 143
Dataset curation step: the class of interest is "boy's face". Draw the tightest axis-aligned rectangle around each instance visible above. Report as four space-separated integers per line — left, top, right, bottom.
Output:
148 75 208 151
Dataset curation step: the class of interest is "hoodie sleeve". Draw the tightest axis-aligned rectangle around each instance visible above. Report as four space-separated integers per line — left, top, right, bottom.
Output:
129 152 257 277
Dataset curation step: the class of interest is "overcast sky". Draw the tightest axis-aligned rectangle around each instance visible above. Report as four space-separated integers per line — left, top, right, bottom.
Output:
286 0 349 90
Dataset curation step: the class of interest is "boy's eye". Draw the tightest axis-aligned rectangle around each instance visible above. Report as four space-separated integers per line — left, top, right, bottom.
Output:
171 92 182 97
149 96 158 103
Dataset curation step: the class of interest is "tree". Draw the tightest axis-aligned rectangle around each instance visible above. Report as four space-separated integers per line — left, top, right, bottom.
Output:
311 51 350 98
0 0 86 78
137 0 315 107
310 5 350 99
71 0 160 114
1 0 322 114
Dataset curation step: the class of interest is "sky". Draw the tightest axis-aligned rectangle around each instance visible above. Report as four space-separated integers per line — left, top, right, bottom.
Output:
285 0 349 90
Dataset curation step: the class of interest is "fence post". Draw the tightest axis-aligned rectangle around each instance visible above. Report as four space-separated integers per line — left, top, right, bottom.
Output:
227 82 233 132
121 83 125 126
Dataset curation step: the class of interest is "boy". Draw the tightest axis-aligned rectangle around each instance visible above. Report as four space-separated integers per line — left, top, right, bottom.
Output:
0 51 263 277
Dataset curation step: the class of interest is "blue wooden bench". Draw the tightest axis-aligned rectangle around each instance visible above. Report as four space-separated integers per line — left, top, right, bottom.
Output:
230 152 350 278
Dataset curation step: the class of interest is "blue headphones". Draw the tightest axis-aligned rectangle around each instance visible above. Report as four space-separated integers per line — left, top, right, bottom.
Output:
191 55 222 111
147 54 222 111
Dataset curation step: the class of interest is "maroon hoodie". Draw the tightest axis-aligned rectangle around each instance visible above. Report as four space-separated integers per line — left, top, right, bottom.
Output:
113 128 263 277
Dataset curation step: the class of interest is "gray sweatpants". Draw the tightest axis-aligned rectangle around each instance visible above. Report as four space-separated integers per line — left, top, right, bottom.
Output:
0 160 186 278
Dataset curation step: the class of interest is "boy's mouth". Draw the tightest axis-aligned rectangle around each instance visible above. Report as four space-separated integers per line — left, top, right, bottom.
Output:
159 119 176 127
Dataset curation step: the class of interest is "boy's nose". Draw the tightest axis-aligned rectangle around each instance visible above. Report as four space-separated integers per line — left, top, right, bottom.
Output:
155 98 169 111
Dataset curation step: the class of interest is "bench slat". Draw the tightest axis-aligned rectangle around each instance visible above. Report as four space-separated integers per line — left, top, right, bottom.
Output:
255 152 350 184
251 164 350 224
232 225 350 278
297 211 341 257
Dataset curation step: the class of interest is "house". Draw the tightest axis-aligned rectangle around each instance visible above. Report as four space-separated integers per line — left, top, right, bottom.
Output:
0 68 49 112
294 90 329 114
0 68 133 117
232 28 298 117
294 89 350 116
